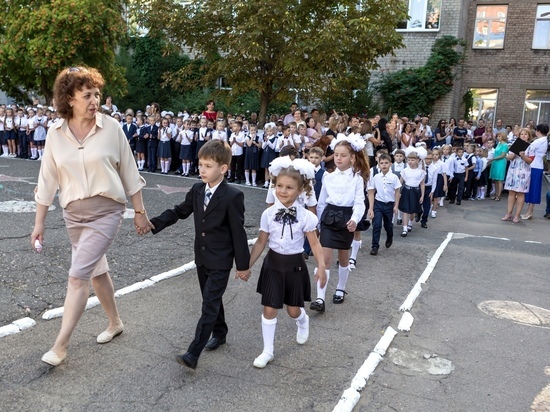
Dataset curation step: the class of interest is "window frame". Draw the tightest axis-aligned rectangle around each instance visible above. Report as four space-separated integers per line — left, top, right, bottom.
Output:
532 4 550 50
396 0 442 32
468 88 499 126
522 90 550 126
472 5 508 50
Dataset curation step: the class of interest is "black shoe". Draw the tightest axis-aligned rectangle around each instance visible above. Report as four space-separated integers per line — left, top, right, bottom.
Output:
385 237 393 248
414 213 421 222
236 180 242 184
310 299 325 312
421 222 428 228
228 178 235 183
400 230 408 237
174 170 182 175
370 248 378 256
332 289 347 304
449 200 455 204
176 352 198 369
397 219 403 225
456 201 461 205
205 337 226 351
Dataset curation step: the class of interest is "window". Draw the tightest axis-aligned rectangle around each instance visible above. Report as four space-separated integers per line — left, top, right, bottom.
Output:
473 5 507 49
523 90 550 126
469 88 498 125
533 5 550 49
397 0 442 31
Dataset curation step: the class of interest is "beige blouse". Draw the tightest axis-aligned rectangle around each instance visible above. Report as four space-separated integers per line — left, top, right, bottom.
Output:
35 113 145 208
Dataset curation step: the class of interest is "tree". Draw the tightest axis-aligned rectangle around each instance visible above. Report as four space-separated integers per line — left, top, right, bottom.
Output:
0 0 127 103
376 36 466 117
135 0 407 125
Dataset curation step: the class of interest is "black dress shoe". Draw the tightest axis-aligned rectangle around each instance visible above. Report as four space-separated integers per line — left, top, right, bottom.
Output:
205 337 226 351
456 201 461 205
385 237 393 248
414 213 421 222
332 290 347 304
421 222 428 228
176 352 198 369
370 248 378 256
310 299 325 312
449 200 455 204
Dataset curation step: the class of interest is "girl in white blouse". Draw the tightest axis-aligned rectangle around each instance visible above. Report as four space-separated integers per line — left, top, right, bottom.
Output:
247 157 326 369
311 135 369 312
398 150 426 237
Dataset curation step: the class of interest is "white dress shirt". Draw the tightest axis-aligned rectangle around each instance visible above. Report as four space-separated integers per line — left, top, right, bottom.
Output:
317 167 365 224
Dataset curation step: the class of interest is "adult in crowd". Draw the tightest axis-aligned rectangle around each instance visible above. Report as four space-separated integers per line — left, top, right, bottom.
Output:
374 118 392 155
473 119 485 146
520 123 549 220
101 95 118 114
283 103 299 125
494 118 507 134
305 117 321 144
32 66 152 367
452 118 468 147
502 128 533 223
202 100 217 123
488 131 509 202
433 119 449 147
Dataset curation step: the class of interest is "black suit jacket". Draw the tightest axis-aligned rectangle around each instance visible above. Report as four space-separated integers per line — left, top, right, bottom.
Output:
150 180 250 271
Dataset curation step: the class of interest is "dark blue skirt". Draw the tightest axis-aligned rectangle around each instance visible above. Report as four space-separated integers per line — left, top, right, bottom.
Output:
320 204 354 249
179 145 192 160
256 249 311 309
398 186 422 214
433 174 446 198
158 141 171 158
244 147 260 170
260 147 277 168
136 139 147 154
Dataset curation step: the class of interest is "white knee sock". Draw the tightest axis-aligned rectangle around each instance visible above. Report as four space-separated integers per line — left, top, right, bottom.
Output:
31 148 37 158
336 265 349 294
294 308 309 344
350 240 362 260
261 315 277 356
316 269 330 301
245 171 250 184
185 163 190 174
397 210 403 220
37 149 43 159
167 159 171 171
252 171 257 184
2 145 8 155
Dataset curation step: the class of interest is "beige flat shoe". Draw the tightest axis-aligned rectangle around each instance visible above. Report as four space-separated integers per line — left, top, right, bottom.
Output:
41 350 67 366
97 323 124 344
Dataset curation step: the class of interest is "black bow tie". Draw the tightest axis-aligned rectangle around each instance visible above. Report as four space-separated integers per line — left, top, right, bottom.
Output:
274 207 298 239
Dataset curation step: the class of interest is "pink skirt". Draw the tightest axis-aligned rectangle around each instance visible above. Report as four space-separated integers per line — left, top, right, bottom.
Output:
63 196 125 280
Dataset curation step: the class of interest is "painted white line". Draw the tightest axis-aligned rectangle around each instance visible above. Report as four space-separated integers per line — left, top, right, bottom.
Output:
398 312 414 332
0 317 37 337
333 327 398 411
525 240 542 244
482 235 510 241
400 232 453 311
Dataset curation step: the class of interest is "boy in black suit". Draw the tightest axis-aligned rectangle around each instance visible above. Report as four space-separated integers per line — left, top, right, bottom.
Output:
150 140 250 369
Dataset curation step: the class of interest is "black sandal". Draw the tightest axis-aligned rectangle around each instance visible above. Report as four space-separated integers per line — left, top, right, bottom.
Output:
310 299 325 312
332 289 348 304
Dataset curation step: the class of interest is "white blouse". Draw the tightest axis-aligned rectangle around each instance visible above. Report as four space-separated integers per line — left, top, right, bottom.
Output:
317 167 365 225
526 136 547 169
400 167 426 187
260 198 318 255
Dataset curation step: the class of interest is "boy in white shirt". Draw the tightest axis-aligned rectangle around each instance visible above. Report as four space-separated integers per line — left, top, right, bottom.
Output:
228 121 245 183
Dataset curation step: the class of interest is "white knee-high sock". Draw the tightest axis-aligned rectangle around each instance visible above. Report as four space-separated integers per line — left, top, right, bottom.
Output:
167 159 171 171
252 171 257 184
245 171 250 184
336 265 349 293
397 210 403 220
316 269 330 301
350 240 362 260
261 315 277 356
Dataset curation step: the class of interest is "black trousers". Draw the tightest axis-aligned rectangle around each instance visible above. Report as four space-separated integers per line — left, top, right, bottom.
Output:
18 131 28 159
230 155 244 180
187 266 230 358
421 185 432 224
372 200 394 249
464 171 475 198
449 173 465 202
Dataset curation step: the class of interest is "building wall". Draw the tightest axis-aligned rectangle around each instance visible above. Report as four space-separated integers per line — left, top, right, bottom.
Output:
461 0 550 126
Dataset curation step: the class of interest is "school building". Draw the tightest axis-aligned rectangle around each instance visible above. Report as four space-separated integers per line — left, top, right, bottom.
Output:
373 0 550 127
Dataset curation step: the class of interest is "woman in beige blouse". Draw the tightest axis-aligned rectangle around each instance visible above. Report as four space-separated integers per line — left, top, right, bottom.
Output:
32 67 153 366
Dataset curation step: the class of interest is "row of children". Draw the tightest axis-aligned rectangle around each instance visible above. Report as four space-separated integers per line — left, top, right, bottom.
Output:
0 104 56 160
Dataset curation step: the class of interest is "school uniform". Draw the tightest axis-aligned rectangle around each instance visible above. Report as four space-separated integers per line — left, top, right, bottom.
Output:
463 153 477 199
135 125 148 154
368 170 401 250
150 179 249 360
448 153 467 204
303 165 325 256
4 116 15 141
211 130 227 142
122 122 138 152
398 167 426 214
421 164 436 225
260 135 278 169
257 198 318 308
16 116 28 158
317 168 365 250
147 124 159 172
229 131 245 182
196 127 212 158
179 129 194 161
157 126 172 158
244 134 261 170
432 159 446 198
471 156 484 199
391 162 406 179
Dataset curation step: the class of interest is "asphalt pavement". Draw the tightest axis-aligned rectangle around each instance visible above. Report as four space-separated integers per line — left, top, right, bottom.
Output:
0 157 549 411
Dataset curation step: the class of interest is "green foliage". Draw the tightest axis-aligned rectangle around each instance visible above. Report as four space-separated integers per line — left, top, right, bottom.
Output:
320 84 381 116
0 0 127 103
376 36 466 117
462 89 474 120
134 0 408 125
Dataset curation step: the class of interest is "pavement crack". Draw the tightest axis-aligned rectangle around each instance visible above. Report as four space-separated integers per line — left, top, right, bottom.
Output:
518 301 544 326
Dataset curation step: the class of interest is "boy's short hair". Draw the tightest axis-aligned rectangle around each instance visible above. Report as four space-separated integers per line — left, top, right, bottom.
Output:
376 149 389 156
288 121 297 127
282 124 290 131
378 153 392 163
233 120 243 129
308 147 324 157
394 149 406 158
198 140 232 166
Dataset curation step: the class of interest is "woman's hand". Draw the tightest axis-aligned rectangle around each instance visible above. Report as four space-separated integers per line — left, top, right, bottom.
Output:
30 223 45 251
134 213 154 236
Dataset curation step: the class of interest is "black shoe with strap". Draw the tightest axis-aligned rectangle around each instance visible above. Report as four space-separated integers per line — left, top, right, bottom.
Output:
310 299 325 312
332 290 347 304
